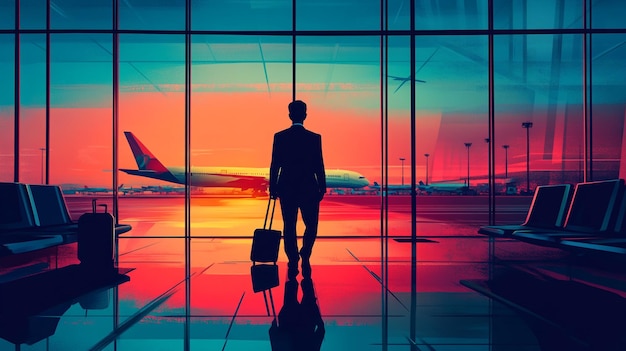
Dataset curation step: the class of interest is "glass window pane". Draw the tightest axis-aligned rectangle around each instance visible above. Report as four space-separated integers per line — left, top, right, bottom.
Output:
50 34 112 194
494 0 583 30
0 0 15 29
190 35 292 201
495 34 583 191
19 34 46 184
591 33 626 180
192 0 291 31
297 0 381 30
51 0 112 29
415 0 487 30
592 0 626 29
20 0 46 29
0 35 14 182
120 0 184 31
119 34 185 237
388 0 410 30
406 36 489 195
189 35 292 319
297 36 380 235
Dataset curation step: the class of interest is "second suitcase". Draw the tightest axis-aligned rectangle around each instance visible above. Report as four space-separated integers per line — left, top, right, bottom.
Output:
250 198 281 264
78 199 115 270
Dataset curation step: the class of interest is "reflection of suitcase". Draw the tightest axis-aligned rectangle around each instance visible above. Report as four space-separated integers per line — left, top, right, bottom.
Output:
78 199 114 270
250 263 278 317
251 264 279 293
250 198 281 264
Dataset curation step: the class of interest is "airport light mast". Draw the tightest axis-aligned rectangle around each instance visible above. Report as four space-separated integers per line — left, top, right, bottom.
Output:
399 157 405 186
522 121 533 194
464 143 472 187
39 147 46 184
502 145 509 178
424 153 430 185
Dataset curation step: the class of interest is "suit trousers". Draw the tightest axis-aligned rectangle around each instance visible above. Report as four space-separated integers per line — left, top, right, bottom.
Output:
279 195 320 263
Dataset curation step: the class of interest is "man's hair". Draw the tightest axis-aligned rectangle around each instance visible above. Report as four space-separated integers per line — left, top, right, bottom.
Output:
288 100 307 122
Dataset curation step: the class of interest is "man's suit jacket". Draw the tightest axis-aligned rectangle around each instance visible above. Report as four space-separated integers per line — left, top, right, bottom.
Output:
270 125 326 200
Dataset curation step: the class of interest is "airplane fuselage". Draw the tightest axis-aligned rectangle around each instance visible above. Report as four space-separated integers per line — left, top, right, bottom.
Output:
120 131 370 193
125 166 370 191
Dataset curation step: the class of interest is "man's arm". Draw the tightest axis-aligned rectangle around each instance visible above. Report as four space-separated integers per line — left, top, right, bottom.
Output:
269 134 281 199
316 134 326 200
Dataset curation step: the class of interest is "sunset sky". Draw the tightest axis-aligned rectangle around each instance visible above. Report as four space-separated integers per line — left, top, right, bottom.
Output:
2 32 625 188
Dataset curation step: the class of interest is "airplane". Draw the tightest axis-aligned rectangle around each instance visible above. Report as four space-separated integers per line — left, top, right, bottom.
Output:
366 182 413 194
120 131 370 196
388 75 427 94
141 185 186 194
389 47 439 93
418 180 476 195
118 184 144 195
76 185 111 194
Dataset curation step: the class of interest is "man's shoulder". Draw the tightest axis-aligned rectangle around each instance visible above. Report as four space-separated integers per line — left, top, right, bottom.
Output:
303 129 321 138
275 127 321 139
274 128 291 137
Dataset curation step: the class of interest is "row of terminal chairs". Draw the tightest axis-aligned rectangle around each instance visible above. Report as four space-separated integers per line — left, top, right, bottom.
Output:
0 182 131 256
479 178 626 257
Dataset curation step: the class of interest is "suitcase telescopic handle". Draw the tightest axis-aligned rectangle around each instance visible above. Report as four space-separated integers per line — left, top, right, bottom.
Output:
91 199 108 213
263 198 277 230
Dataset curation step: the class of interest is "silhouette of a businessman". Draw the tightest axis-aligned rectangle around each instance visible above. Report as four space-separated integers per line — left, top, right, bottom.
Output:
270 100 326 277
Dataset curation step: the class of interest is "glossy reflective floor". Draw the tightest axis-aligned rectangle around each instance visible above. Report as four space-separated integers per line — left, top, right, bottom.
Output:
2 195 626 351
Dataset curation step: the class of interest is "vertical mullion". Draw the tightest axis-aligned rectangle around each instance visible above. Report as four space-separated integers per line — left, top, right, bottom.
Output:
409 0 417 349
185 0 192 350
112 0 121 349
45 0 50 185
292 0 296 101
380 2 389 351
113 1 119 225
582 0 587 182
14 0 20 182
488 2 495 226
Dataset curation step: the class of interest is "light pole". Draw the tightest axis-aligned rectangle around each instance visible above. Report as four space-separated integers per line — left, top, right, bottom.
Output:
522 121 533 193
464 143 472 187
502 145 509 178
39 147 46 184
424 153 430 185
399 157 405 186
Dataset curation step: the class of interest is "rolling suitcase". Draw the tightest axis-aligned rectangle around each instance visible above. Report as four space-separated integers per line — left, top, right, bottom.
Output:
250 198 281 264
78 199 115 270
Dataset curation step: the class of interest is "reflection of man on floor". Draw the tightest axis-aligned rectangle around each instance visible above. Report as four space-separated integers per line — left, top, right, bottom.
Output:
269 276 325 351
270 100 326 278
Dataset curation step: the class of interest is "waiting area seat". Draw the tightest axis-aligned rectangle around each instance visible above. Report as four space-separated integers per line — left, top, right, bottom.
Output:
512 179 624 247
478 184 571 237
0 182 132 256
478 178 626 260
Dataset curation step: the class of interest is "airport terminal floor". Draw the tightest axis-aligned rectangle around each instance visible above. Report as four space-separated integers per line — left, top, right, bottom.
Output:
3 194 626 351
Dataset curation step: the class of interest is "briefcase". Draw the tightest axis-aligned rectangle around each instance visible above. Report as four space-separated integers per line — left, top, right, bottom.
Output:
250 198 281 264
78 199 115 270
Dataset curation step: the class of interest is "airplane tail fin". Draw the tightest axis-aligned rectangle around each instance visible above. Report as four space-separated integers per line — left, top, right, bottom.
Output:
124 132 169 172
